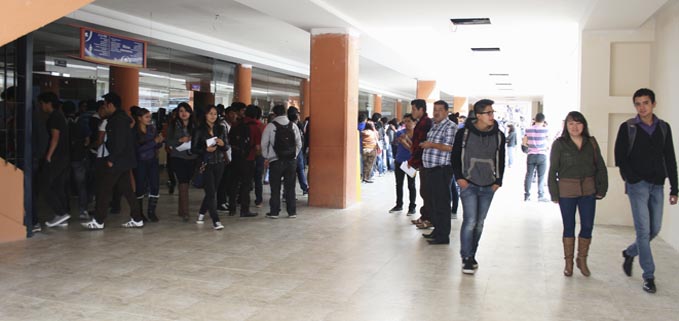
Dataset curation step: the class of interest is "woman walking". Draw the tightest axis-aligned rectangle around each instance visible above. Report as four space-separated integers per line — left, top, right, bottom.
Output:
361 121 379 183
166 103 197 222
133 107 164 222
548 111 608 277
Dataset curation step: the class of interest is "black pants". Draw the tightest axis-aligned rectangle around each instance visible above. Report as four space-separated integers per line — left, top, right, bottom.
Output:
41 161 69 219
230 159 255 214
269 159 297 216
394 161 417 209
423 166 454 242
419 169 430 221
166 152 176 185
94 160 141 224
199 162 225 223
218 161 235 206
170 157 196 184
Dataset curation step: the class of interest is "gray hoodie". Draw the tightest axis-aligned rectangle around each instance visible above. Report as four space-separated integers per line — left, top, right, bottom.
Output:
261 115 302 162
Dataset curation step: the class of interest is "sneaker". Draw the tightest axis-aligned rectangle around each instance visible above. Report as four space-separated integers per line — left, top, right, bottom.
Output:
45 214 71 227
524 195 530 202
407 208 417 216
288 214 297 219
81 219 104 230
196 214 205 224
538 197 551 203
240 212 258 218
302 190 309 196
57 222 69 227
462 257 476 275
213 222 224 230
622 250 634 277
79 210 90 220
643 278 656 293
121 219 144 228
389 206 403 213
266 213 279 219
32 224 42 233
255 203 263 208
217 204 229 212
471 257 479 269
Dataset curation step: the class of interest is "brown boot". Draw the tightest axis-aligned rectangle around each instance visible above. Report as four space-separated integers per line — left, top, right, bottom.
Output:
178 183 190 221
576 237 592 277
563 237 575 276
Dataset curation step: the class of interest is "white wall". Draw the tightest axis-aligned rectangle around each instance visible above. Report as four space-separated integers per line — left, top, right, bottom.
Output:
652 0 679 251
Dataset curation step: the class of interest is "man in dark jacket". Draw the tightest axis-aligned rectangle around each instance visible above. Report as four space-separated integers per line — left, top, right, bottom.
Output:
615 88 678 294
82 92 142 229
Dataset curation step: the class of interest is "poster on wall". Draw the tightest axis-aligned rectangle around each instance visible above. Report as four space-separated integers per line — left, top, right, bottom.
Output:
80 28 146 68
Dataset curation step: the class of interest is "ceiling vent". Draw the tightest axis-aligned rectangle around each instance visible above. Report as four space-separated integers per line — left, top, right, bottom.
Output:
496 83 512 86
450 18 491 25
471 47 500 52
489 73 509 76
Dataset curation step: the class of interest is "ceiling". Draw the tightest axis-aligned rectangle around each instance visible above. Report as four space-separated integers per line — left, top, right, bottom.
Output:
71 0 669 100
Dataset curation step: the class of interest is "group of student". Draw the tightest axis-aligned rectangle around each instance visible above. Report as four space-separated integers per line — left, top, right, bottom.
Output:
388 88 677 294
33 91 307 232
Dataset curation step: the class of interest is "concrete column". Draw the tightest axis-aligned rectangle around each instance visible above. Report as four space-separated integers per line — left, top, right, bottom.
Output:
416 80 439 115
234 64 252 104
109 66 139 112
396 99 403 120
300 78 310 120
308 28 360 208
373 94 382 114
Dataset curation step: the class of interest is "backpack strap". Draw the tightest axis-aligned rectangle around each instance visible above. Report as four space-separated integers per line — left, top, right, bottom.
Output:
460 128 469 175
495 131 502 179
590 136 598 166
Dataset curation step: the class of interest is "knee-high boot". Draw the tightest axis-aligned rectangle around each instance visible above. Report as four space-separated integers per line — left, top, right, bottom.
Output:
147 196 159 222
576 237 592 277
178 183 190 222
563 237 575 276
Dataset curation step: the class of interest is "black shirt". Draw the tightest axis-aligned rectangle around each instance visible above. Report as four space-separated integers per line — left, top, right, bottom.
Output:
46 109 69 166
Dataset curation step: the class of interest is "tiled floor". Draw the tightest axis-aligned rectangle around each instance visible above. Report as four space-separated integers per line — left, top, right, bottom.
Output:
1 165 679 321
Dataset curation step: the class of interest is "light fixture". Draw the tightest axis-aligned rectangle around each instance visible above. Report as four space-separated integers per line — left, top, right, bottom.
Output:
450 18 491 25
471 48 500 52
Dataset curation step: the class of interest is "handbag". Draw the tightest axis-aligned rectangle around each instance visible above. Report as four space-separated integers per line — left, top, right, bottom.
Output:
191 155 208 188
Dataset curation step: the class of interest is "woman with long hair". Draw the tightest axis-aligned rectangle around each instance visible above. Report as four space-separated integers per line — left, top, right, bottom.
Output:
548 111 608 277
191 105 229 230
166 102 198 222
132 107 164 222
361 121 379 183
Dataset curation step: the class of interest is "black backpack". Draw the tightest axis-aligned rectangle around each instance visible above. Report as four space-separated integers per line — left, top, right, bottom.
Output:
273 122 297 160
229 122 251 160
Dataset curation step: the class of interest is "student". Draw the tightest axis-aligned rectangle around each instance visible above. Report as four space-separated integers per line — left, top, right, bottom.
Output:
192 105 229 230
389 113 417 215
133 107 164 222
615 88 678 294
166 103 197 222
548 111 607 277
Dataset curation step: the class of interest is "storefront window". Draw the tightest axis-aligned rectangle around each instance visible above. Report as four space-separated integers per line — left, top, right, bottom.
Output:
251 68 302 114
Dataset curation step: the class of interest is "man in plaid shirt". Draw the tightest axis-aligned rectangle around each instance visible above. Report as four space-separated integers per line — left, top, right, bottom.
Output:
407 99 432 228
420 100 456 244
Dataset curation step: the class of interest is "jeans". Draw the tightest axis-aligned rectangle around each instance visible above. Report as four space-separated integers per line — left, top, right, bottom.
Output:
199 162 225 223
296 150 309 193
71 159 90 212
394 161 416 209
460 184 496 258
524 154 547 198
558 195 596 238
424 166 453 242
269 159 297 216
255 156 265 204
624 181 664 280
507 145 515 167
135 158 160 198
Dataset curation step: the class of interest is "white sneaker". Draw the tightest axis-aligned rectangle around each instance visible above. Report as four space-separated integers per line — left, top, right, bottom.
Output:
288 214 297 219
121 219 144 228
81 219 104 230
213 222 224 230
79 210 90 220
45 214 71 227
196 214 205 224
32 224 42 233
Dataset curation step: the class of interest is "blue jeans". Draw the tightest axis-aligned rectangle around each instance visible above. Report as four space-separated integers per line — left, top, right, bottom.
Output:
296 150 309 193
135 158 160 198
624 181 664 280
460 184 496 258
524 154 547 198
507 145 515 167
558 195 596 238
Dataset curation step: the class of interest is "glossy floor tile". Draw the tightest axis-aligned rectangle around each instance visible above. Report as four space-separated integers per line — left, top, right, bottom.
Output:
1 165 678 321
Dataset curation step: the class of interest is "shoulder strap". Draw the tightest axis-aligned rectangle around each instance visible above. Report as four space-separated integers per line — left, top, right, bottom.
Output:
590 136 598 165
460 128 470 175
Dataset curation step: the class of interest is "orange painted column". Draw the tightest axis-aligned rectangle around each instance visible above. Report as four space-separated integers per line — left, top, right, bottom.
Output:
308 29 360 208
300 79 310 120
416 80 439 115
234 64 252 104
0 159 25 243
109 66 139 112
453 96 467 113
395 100 403 120
373 94 382 114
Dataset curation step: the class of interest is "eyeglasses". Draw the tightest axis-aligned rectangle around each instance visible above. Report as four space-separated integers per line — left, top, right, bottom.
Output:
477 110 496 115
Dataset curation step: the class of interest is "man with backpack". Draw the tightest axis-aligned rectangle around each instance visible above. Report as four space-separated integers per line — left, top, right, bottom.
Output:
228 104 261 217
262 104 302 219
615 88 678 294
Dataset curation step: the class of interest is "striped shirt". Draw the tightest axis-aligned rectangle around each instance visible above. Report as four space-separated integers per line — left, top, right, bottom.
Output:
525 124 549 155
423 118 456 168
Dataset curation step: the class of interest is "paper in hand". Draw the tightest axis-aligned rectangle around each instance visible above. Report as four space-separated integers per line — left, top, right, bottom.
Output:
400 161 417 178
206 137 217 147
176 141 191 152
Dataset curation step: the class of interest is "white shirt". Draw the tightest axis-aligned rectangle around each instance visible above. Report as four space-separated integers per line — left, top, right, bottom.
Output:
97 119 109 158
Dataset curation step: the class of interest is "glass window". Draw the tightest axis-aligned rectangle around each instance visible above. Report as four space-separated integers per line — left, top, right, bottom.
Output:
251 68 302 114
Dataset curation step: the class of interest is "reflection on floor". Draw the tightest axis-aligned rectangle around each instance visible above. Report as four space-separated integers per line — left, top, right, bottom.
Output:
1 166 678 321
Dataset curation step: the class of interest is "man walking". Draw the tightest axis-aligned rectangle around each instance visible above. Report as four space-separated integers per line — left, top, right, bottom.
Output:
408 99 433 229
615 88 677 293
523 112 550 202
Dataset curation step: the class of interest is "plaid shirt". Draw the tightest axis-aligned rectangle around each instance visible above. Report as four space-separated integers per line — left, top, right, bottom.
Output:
423 118 456 168
408 114 433 169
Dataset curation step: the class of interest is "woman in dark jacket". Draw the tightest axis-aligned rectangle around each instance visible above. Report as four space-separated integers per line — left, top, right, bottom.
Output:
133 107 164 222
548 111 608 277
166 103 198 222
506 124 517 168
191 105 229 230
